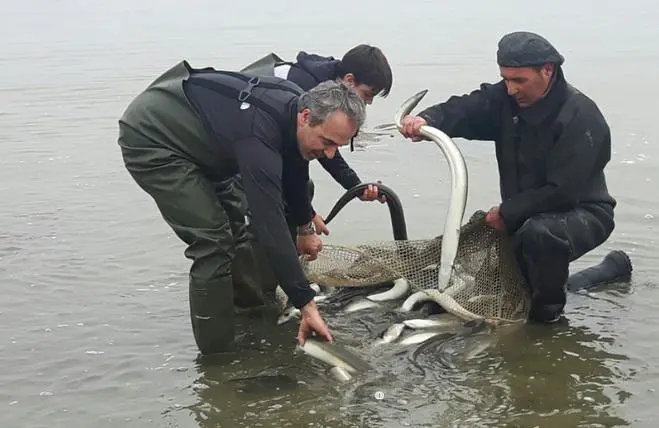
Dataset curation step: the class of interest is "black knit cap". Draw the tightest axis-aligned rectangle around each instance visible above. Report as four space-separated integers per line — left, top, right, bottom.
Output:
497 31 565 67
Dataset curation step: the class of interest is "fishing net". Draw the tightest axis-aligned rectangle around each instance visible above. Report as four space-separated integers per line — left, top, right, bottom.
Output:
300 210 532 324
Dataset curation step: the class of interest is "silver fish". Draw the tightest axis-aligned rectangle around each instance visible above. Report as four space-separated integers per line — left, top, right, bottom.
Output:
372 122 397 131
372 322 406 347
467 294 497 304
352 126 397 148
329 366 353 382
393 89 468 313
366 277 410 302
399 290 433 312
344 298 380 313
276 283 324 325
402 313 462 330
462 336 496 361
277 306 300 325
397 331 442 346
297 336 371 375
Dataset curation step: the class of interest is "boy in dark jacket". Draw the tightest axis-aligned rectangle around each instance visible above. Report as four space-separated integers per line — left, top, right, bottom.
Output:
243 44 393 236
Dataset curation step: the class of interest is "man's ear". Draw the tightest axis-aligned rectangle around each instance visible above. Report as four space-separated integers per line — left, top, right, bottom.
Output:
342 73 356 87
541 63 554 79
298 108 310 126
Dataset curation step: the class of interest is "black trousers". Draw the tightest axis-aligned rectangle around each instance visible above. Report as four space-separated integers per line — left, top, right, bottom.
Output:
510 204 615 322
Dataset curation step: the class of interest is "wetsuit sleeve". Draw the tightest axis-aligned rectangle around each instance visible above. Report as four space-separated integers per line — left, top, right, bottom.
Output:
317 151 362 190
234 137 315 309
417 82 502 141
499 98 612 233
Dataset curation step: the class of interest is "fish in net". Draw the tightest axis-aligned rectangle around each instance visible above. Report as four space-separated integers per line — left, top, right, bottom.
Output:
300 209 532 324
288 89 631 328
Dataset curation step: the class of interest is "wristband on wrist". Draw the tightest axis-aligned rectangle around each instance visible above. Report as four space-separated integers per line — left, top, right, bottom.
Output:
297 222 315 236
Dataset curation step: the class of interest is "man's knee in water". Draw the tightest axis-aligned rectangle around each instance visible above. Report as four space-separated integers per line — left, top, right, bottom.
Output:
513 215 571 323
513 215 570 260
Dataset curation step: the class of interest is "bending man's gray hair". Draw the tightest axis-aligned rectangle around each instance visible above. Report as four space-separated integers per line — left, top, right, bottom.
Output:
297 80 366 129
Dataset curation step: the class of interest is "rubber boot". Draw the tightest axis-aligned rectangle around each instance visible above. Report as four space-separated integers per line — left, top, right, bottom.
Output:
566 250 633 292
243 221 279 306
213 176 275 311
231 238 267 310
232 237 278 314
189 274 235 355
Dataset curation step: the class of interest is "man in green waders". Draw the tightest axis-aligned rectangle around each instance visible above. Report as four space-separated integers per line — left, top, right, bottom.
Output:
117 60 365 354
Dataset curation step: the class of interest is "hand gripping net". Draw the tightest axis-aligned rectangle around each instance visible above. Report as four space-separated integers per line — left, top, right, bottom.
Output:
300 90 532 324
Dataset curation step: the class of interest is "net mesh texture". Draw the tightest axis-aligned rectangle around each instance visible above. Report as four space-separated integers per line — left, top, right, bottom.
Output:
300 210 532 324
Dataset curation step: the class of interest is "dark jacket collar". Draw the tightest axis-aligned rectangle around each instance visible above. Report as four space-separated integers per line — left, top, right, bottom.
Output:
295 51 340 84
283 98 304 162
512 67 570 126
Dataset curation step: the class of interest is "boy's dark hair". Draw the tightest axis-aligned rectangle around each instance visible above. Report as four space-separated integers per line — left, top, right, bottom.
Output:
336 44 393 97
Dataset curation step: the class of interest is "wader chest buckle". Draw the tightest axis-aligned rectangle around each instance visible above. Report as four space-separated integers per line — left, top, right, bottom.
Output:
238 76 261 102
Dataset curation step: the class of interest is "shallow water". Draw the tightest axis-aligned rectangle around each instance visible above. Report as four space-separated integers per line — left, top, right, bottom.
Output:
2 0 658 426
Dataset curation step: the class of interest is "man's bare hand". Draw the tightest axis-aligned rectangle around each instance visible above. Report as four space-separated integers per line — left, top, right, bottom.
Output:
399 115 430 142
312 214 330 235
359 182 387 204
297 233 323 261
297 299 333 346
485 206 506 232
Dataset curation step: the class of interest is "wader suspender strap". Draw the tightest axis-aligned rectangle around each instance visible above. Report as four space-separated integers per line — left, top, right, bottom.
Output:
189 71 302 128
226 69 358 152
190 69 358 151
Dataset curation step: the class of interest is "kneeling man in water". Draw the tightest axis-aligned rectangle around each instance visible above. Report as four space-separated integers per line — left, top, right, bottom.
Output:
399 31 616 323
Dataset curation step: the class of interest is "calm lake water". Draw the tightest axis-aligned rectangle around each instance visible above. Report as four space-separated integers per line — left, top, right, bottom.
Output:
2 0 658 427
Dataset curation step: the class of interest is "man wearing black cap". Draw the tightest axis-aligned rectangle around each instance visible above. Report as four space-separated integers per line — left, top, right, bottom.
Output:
399 31 616 323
